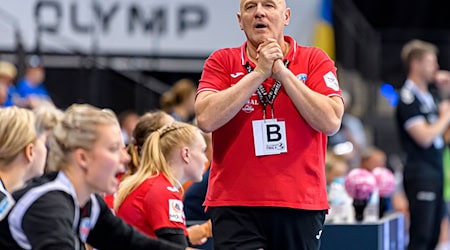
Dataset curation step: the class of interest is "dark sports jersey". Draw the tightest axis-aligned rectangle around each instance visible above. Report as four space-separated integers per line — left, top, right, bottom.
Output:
0 172 185 250
197 36 342 210
396 80 444 179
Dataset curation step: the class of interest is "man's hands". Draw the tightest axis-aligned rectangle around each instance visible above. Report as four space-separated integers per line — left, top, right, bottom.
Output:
435 70 450 97
253 38 285 80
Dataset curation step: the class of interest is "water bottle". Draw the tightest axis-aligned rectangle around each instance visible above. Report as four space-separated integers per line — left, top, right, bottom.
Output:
327 177 354 223
364 187 380 222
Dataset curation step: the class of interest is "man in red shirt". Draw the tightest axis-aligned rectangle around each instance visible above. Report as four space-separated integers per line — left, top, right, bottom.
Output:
195 0 344 249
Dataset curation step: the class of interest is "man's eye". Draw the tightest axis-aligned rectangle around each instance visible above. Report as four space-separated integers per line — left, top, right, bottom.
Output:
246 4 256 10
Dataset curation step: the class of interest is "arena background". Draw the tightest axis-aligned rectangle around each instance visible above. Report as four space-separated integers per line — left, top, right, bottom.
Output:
1 0 449 167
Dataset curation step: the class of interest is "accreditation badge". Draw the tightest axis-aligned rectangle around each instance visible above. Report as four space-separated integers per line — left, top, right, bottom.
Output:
252 119 287 156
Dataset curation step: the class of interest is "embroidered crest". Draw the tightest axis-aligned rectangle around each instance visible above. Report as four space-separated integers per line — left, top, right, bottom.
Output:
400 88 414 105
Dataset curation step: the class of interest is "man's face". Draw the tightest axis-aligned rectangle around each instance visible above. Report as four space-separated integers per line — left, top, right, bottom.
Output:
28 67 45 85
237 0 290 47
416 52 439 83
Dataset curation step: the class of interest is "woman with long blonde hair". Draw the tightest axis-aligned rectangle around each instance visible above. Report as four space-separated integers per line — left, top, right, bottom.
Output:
115 122 209 247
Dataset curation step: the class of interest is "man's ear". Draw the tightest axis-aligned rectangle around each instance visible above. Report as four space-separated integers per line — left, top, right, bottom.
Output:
237 13 244 30
284 8 291 26
73 148 89 171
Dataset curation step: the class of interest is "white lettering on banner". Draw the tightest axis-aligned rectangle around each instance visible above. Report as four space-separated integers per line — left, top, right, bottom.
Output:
34 2 207 36
0 0 320 56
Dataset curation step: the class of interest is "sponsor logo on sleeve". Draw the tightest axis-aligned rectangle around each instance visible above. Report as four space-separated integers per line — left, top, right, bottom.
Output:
323 71 339 91
168 199 185 223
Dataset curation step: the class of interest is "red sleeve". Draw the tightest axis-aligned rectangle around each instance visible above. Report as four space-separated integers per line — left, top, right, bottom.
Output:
197 49 232 94
143 187 187 234
304 48 341 98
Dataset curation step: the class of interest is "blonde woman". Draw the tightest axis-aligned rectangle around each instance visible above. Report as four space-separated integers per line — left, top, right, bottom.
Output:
0 107 47 221
32 104 64 172
115 122 209 247
104 110 174 208
32 103 64 137
0 104 191 250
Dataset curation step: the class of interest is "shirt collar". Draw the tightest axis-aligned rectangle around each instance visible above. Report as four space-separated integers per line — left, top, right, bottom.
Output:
405 79 436 110
240 36 296 67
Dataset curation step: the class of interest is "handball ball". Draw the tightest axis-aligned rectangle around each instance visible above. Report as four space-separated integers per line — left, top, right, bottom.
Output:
372 167 395 197
344 168 377 200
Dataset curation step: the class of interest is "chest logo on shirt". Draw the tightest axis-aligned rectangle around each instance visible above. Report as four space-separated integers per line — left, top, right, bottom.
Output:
79 217 92 243
241 98 259 113
167 186 179 192
168 199 185 223
296 73 308 82
323 71 340 91
230 72 244 78
401 89 415 105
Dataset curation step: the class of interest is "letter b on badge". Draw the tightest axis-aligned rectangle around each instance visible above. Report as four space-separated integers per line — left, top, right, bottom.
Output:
266 124 281 142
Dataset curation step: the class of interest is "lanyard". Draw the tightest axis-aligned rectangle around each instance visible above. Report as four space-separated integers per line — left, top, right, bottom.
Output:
244 60 290 119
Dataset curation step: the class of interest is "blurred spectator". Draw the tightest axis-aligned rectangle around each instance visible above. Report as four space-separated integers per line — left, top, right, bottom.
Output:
341 89 368 150
0 61 17 106
359 147 394 218
328 89 367 169
118 110 140 145
360 147 387 172
395 39 450 250
160 78 197 123
14 55 53 109
325 152 349 187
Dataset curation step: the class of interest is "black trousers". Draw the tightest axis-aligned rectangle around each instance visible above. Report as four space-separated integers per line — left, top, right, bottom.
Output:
404 177 444 250
209 206 326 250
